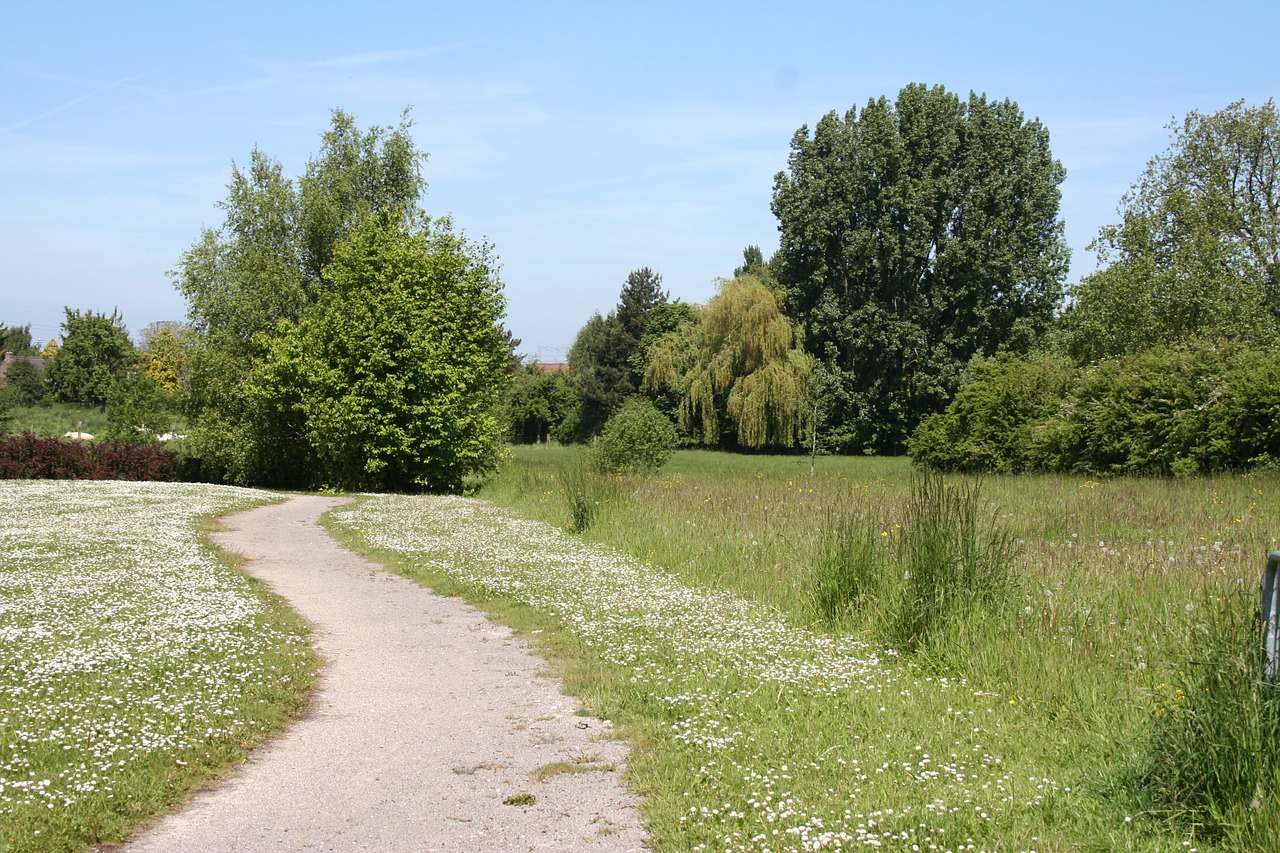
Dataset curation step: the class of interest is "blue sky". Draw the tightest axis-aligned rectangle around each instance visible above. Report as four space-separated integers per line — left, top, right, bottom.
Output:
2 1 1276 362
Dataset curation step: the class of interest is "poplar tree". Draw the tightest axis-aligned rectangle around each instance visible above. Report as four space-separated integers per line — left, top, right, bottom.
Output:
772 83 1068 453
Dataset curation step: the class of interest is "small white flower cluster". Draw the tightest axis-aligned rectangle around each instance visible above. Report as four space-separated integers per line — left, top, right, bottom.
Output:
335 495 1062 852
0 481 310 822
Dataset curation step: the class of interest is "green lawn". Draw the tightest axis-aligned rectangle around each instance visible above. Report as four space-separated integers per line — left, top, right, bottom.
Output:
5 446 1274 851
3 404 110 439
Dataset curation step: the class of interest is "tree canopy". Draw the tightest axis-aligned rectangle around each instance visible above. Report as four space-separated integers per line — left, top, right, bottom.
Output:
136 322 191 392
45 309 137 410
566 267 669 439
171 109 507 490
503 364 581 444
644 275 812 449
1059 99 1280 362
772 83 1069 453
0 325 36 356
260 217 508 492
915 100 1280 475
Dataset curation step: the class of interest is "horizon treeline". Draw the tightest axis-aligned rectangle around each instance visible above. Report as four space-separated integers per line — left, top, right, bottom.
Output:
9 91 1279 481
520 92 1280 474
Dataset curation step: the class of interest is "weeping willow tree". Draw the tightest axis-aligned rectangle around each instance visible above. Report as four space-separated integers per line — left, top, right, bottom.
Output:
643 275 813 449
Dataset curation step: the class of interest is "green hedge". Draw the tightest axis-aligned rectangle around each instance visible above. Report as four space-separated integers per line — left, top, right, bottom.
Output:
910 345 1280 475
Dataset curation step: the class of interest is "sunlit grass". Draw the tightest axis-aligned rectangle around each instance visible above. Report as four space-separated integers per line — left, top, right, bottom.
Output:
2 403 188 441
0 481 315 852
418 445 1279 850
3 404 112 439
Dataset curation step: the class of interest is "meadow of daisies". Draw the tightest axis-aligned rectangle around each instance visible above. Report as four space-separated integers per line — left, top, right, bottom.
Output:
0 481 314 852
5 449 1279 851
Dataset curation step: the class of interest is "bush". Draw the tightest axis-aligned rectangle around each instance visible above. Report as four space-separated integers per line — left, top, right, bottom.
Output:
0 432 176 481
909 353 1075 472
588 399 677 475
1031 347 1227 475
912 344 1280 476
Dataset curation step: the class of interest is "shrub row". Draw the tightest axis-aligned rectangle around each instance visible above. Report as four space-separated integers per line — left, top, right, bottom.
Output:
910 345 1280 475
0 432 177 481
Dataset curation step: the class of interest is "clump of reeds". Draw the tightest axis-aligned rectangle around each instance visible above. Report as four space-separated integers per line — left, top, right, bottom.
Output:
810 469 1018 654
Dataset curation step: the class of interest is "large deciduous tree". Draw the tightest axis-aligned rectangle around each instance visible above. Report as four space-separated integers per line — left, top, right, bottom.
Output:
772 83 1069 453
172 108 507 490
644 275 812 449
1059 99 1280 362
299 109 425 286
45 309 137 410
260 217 509 492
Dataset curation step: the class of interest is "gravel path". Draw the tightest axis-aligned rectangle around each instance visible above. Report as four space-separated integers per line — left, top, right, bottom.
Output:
120 495 648 852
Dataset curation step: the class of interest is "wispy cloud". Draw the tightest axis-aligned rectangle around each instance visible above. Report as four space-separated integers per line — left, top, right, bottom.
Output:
0 139 197 174
332 74 538 108
251 44 475 75
298 47 461 69
0 73 148 135
196 75 294 95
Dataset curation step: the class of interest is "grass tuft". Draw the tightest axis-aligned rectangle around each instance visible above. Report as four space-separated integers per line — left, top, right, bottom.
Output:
1136 587 1280 845
502 792 537 806
807 469 1018 656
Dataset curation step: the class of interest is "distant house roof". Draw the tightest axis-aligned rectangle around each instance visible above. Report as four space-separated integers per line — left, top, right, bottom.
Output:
533 362 569 375
0 352 45 387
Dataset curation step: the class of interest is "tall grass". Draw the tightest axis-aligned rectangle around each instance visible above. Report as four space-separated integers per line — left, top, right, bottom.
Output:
562 466 622 533
472 445 1280 849
808 471 1018 655
1138 587 1280 844
810 508 883 624
891 473 1017 653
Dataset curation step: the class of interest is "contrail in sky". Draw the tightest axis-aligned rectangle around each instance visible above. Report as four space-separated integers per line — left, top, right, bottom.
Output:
0 72 148 135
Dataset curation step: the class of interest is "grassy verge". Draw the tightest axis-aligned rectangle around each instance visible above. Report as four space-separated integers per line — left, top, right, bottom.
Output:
326 445 1280 851
0 481 315 852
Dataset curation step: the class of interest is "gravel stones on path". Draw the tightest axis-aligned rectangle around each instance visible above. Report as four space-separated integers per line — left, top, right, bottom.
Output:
120 495 648 853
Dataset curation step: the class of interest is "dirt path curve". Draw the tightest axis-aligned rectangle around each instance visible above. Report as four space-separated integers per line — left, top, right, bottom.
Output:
120 495 648 852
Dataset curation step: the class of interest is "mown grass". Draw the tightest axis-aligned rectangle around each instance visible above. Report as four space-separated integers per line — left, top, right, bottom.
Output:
1 404 188 441
441 445 1280 850
3 449 1267 850
0 482 315 853
3 404 111 439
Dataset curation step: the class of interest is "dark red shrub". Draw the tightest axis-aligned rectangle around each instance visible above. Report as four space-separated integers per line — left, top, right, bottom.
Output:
0 432 176 481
